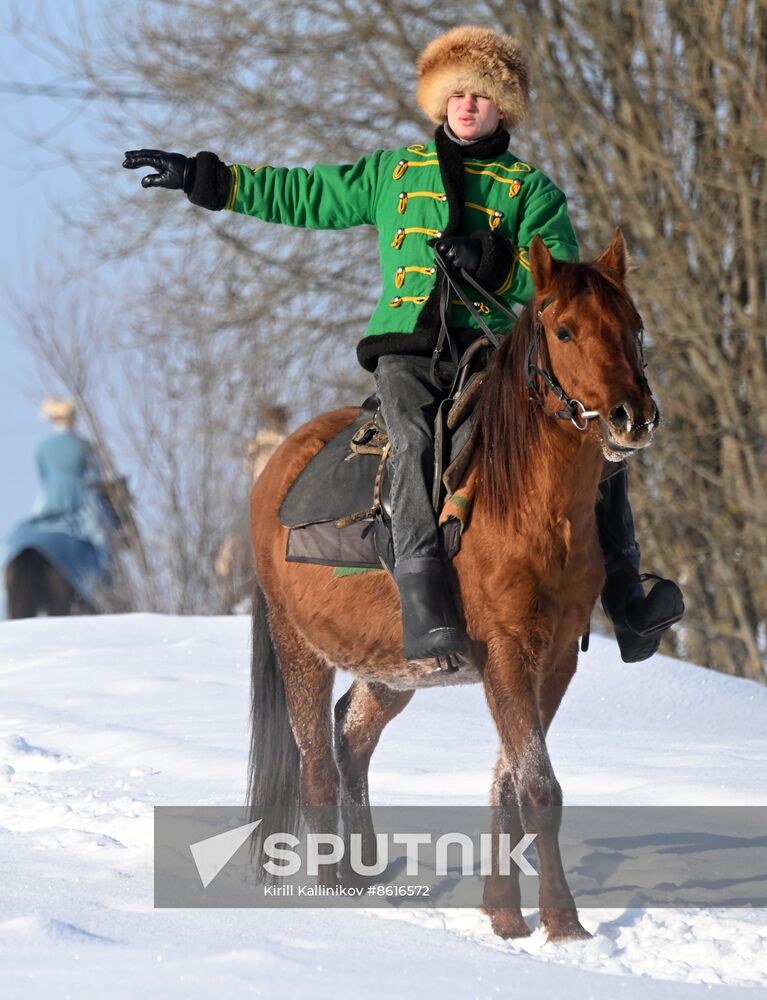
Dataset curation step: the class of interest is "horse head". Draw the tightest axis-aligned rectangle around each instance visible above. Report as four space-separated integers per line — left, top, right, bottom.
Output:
528 228 659 461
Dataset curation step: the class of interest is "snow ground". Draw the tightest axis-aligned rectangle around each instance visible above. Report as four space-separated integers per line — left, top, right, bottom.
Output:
0 613 766 999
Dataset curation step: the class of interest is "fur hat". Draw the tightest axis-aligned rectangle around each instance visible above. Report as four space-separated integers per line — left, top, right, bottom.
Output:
416 26 529 130
40 397 76 424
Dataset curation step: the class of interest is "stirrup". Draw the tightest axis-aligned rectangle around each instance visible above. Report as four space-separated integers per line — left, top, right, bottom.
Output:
434 653 461 673
625 574 685 638
404 625 465 661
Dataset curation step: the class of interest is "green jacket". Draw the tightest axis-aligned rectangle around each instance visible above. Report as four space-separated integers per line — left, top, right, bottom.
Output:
206 129 578 370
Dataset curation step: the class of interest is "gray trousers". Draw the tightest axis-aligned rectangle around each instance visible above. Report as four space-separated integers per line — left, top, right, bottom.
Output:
374 354 454 571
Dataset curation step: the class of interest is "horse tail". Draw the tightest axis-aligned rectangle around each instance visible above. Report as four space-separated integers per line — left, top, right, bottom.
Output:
247 578 301 862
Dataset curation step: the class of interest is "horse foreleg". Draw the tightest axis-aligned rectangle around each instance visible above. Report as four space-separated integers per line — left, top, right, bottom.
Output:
268 603 340 887
46 563 76 616
538 641 579 735
334 681 413 876
481 755 532 939
483 637 590 942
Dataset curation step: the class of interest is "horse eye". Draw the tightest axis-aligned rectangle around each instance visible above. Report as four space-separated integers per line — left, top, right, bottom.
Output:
556 326 572 342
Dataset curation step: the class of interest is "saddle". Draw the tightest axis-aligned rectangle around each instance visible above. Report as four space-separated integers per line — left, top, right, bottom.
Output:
279 338 493 573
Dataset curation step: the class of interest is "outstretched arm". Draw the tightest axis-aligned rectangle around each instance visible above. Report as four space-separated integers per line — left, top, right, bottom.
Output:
123 148 381 229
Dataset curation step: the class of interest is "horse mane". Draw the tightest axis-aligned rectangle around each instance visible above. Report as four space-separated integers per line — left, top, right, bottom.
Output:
475 302 542 524
475 261 640 523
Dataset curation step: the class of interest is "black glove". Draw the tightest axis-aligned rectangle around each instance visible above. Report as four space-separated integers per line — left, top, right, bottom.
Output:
430 236 482 276
122 149 195 192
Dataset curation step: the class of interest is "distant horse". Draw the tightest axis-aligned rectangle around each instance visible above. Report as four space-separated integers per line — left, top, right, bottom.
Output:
247 231 658 941
5 548 94 618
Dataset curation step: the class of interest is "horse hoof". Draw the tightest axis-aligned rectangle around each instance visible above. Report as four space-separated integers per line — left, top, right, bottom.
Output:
546 923 592 943
541 908 592 942
482 906 532 939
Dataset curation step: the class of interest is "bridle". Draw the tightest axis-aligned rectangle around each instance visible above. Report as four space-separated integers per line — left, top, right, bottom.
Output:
433 249 603 432
524 301 601 431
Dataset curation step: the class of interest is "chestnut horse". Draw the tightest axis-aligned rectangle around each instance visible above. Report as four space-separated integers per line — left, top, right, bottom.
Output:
247 230 657 941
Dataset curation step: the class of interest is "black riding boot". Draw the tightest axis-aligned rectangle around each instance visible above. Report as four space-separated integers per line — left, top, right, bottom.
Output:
393 557 466 661
597 464 684 662
374 355 466 662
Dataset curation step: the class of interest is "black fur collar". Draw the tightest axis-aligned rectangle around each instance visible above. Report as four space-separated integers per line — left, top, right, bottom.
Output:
433 124 510 238
439 125 511 161
411 126 510 339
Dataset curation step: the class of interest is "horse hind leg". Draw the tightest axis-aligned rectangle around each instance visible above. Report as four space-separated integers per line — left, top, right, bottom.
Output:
5 550 44 618
334 680 413 876
334 680 414 807
249 585 340 887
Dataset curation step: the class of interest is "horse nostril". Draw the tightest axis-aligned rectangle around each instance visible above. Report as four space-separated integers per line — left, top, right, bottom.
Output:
609 403 632 433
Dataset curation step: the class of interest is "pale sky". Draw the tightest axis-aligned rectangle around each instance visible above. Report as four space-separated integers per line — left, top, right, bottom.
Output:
0 10 87 533
0 3 116 614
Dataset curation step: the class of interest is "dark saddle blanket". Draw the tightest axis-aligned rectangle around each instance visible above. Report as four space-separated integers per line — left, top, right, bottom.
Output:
279 364 487 571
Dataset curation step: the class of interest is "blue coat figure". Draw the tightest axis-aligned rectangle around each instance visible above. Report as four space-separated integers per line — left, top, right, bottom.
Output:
3 399 112 609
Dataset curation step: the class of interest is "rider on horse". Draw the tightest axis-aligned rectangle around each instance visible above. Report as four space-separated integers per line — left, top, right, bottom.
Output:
124 25 683 663
3 398 113 614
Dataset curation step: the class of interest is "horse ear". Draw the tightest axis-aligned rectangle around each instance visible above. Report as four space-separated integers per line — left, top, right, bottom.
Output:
529 234 555 290
597 227 628 282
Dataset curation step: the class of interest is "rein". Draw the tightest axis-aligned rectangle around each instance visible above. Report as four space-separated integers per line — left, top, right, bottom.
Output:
432 249 600 432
